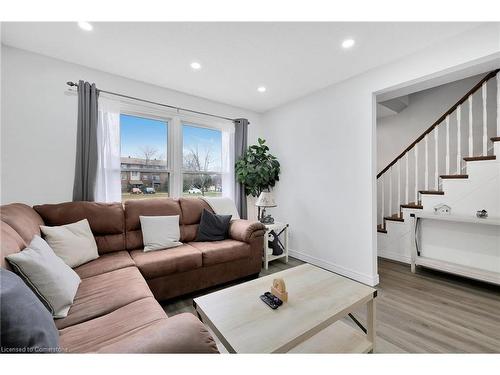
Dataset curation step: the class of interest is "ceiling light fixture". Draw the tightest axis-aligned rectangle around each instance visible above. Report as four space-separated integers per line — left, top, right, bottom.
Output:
190 62 202 70
77 22 93 31
257 86 267 93
342 39 355 49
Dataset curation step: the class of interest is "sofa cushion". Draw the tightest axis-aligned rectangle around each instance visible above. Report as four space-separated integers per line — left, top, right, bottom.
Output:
34 202 125 254
0 203 44 245
178 198 214 242
59 297 167 353
74 251 135 279
40 219 99 268
1 221 25 269
55 267 152 329
124 198 181 250
196 209 232 242
189 239 251 266
96 313 219 353
140 215 182 252
6 235 81 318
1 268 60 353
130 244 202 279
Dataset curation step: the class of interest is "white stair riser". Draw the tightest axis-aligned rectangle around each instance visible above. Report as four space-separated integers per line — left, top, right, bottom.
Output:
494 142 500 155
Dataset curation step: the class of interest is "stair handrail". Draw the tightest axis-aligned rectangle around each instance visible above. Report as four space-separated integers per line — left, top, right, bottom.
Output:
377 69 500 179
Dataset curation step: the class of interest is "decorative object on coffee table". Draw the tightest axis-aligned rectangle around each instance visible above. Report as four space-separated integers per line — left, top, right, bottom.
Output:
271 278 288 303
263 222 289 270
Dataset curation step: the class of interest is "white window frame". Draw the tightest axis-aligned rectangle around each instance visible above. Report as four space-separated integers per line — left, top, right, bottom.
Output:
118 102 234 200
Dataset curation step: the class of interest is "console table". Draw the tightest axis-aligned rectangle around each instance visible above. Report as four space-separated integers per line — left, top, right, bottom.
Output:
410 212 500 285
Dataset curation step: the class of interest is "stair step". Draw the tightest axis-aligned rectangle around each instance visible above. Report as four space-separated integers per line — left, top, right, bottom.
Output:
377 224 387 234
463 155 496 162
419 190 444 195
440 174 468 179
401 202 423 209
490 136 500 142
384 214 404 222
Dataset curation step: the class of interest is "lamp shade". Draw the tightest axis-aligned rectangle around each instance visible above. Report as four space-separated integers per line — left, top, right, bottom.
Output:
255 191 277 207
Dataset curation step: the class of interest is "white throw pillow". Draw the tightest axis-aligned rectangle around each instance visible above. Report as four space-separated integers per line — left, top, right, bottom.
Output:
40 219 99 268
6 235 81 318
140 215 182 252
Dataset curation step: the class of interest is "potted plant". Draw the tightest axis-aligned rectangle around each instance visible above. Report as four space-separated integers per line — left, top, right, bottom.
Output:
235 137 280 197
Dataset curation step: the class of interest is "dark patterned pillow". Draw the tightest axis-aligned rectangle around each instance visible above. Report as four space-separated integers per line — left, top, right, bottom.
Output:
196 209 232 242
0 268 60 353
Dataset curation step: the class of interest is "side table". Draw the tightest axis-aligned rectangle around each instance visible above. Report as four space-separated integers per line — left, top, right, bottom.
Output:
262 222 289 270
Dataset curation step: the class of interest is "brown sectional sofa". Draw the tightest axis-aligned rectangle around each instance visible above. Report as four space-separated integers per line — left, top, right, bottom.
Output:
0 198 266 353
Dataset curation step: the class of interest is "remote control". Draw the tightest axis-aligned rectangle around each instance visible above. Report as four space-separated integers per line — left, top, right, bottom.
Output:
260 292 283 309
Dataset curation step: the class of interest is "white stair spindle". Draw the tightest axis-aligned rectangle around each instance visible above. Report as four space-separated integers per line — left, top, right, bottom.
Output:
415 144 419 203
445 115 450 174
468 95 473 157
424 134 429 190
482 82 488 156
405 152 409 204
497 72 500 136
381 176 385 224
434 126 439 189
457 105 462 174
389 167 392 217
397 160 401 215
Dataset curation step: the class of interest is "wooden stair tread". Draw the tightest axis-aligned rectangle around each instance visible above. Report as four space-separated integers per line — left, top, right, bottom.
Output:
463 155 496 162
490 136 500 142
419 190 444 195
377 224 387 234
384 214 404 222
440 174 468 179
401 203 423 209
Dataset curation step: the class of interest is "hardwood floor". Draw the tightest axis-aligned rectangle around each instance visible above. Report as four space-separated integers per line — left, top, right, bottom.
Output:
163 257 500 353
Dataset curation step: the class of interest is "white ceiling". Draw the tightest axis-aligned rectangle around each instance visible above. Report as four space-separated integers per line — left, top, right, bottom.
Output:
1 22 482 113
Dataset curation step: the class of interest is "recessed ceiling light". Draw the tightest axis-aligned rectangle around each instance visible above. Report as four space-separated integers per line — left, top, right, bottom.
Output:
190 62 202 70
342 39 355 49
77 22 93 31
257 86 267 93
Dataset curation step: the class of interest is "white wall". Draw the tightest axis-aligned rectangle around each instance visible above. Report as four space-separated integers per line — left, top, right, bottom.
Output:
0 46 262 212
260 23 500 286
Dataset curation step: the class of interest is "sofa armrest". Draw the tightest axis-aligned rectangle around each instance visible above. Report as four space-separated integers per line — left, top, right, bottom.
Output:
97 314 219 353
228 219 266 243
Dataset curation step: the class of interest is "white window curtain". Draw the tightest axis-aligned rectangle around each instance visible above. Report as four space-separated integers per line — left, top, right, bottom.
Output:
95 97 121 202
221 125 236 202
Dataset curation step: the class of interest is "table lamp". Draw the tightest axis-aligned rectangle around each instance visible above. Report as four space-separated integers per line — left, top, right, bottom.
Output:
255 191 277 223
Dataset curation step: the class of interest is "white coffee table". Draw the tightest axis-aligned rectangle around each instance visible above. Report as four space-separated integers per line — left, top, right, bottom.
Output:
193 263 377 353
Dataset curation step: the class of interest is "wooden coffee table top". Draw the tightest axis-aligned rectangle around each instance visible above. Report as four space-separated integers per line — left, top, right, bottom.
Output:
193 263 376 353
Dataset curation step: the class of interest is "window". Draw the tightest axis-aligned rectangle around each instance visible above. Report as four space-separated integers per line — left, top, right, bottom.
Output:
120 114 169 200
182 124 223 197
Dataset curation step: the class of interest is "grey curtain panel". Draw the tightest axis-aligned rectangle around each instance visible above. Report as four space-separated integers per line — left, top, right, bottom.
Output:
73 81 99 201
234 118 249 219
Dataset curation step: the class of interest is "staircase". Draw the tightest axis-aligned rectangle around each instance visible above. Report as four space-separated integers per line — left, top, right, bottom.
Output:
377 69 500 272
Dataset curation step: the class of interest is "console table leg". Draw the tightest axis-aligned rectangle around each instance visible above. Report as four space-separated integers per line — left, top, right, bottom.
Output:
367 299 376 353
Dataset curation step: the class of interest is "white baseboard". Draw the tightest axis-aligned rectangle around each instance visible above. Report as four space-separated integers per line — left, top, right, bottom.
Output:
289 249 379 286
377 250 411 264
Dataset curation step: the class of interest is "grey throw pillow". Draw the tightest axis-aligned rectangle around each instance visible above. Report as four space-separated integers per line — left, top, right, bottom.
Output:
196 209 232 242
0 268 60 353
6 235 81 318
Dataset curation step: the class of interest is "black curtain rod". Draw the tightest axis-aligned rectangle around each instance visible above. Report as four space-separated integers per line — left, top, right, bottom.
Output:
66 81 243 123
